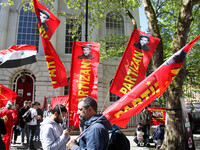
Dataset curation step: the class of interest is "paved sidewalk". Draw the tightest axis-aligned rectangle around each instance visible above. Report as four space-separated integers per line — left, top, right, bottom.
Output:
11 134 200 150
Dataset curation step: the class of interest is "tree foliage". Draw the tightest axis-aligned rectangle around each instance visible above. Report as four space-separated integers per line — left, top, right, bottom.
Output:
1 0 200 149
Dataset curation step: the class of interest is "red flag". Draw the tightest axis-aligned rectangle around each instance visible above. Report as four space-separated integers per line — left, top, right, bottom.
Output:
69 41 100 112
148 107 166 125
33 0 60 40
103 35 200 128
0 84 18 108
109 28 160 97
42 96 48 111
51 95 68 109
41 37 68 88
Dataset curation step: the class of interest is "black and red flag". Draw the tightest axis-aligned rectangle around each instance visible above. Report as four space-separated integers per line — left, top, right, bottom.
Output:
0 84 18 108
33 0 68 88
33 0 60 40
103 35 200 128
109 28 160 97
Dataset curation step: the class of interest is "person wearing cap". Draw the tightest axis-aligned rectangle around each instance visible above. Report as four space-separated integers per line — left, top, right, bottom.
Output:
0 101 17 150
78 46 94 60
134 34 150 52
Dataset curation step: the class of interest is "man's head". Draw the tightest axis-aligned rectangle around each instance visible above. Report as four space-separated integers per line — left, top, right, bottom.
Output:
32 102 38 109
15 103 19 110
139 34 150 46
81 46 91 56
47 104 52 111
77 97 97 122
24 100 28 108
6 100 13 109
28 101 32 107
36 102 41 109
51 104 67 124
38 9 50 23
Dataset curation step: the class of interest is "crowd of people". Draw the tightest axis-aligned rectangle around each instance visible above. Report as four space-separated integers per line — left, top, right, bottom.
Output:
0 100 52 150
0 97 164 150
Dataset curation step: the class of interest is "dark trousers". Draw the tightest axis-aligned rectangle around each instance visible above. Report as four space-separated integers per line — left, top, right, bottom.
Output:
28 125 36 149
21 124 29 144
13 125 19 142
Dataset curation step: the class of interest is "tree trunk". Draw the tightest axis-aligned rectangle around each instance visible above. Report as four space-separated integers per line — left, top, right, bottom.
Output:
142 0 195 149
162 0 194 149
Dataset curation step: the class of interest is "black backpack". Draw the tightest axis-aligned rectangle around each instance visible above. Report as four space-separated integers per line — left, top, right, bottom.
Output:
108 128 130 150
22 109 33 123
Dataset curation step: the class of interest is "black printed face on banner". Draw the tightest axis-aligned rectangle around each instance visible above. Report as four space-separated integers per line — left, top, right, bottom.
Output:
134 34 150 52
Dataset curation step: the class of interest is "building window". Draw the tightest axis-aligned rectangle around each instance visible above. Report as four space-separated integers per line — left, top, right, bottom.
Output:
110 79 121 102
17 3 39 50
64 77 70 95
65 19 82 54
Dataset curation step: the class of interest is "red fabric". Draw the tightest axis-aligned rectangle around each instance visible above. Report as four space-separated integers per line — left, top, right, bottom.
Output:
0 84 18 108
3 126 12 150
68 41 100 112
41 37 68 89
68 111 75 126
109 28 160 97
0 108 16 127
147 107 166 125
42 96 48 111
13 109 19 125
103 35 200 128
73 112 79 129
33 0 60 40
51 95 68 109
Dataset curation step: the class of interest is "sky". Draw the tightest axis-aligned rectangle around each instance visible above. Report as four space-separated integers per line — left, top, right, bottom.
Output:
139 7 148 32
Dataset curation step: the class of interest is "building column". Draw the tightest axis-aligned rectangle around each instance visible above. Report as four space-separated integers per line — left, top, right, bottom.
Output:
0 0 10 49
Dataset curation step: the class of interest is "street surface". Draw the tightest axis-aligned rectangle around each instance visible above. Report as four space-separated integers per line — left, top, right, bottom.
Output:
11 133 200 150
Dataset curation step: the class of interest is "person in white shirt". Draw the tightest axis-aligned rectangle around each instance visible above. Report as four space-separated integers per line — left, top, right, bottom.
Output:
27 102 41 150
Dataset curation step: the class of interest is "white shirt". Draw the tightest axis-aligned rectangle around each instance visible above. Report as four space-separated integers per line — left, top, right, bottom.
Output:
27 108 37 125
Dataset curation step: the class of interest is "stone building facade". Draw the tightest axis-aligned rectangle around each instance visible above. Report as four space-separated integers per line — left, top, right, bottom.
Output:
0 0 140 127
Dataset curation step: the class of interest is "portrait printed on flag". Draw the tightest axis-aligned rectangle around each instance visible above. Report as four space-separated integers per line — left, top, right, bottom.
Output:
38 9 50 32
134 34 150 52
78 45 94 60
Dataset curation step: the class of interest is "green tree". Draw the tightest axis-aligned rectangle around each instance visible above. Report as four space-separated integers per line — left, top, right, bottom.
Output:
2 0 200 149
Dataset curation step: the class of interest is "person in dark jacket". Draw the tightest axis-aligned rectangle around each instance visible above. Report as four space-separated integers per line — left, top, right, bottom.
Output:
0 117 7 150
18 100 29 145
67 96 112 150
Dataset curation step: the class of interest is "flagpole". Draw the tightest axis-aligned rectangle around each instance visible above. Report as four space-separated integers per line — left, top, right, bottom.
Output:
85 0 88 42
75 114 104 141
100 92 109 114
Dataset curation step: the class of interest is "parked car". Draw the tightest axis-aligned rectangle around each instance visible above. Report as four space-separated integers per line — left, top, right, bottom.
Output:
188 112 200 133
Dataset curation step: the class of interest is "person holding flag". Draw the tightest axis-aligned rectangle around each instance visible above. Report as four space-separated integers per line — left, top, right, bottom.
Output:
67 97 112 150
40 104 71 150
0 101 17 150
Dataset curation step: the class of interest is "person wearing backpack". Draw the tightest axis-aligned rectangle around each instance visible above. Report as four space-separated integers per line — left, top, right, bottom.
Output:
19 100 30 145
108 124 130 150
27 102 41 150
67 97 112 150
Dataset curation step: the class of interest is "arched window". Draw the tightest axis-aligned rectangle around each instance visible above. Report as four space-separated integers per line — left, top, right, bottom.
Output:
106 12 124 36
17 3 39 50
110 79 121 102
65 19 82 54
